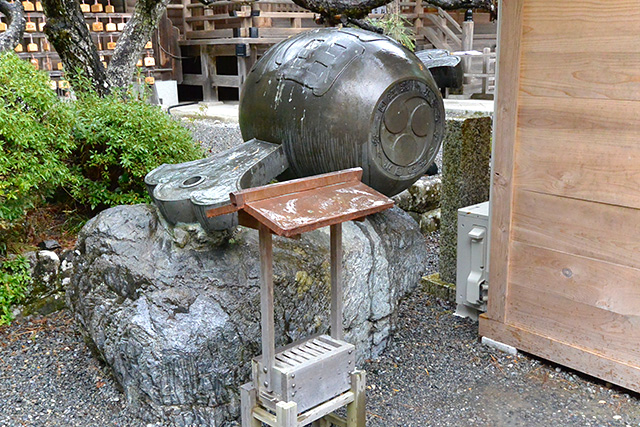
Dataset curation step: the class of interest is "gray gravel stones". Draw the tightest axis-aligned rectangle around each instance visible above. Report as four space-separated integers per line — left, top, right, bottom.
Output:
0 311 141 427
364 283 640 426
180 119 244 156
3 275 640 426
2 119 639 426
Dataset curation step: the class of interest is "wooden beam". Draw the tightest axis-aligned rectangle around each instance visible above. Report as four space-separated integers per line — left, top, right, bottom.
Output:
482 0 524 323
346 371 365 427
240 383 261 427
479 315 640 392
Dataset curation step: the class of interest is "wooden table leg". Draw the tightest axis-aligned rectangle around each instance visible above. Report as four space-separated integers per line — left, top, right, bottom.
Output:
259 223 275 392
330 223 343 340
346 370 366 427
240 382 261 427
276 401 298 427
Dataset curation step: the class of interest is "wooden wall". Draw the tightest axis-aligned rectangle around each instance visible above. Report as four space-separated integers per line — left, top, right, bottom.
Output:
479 0 640 392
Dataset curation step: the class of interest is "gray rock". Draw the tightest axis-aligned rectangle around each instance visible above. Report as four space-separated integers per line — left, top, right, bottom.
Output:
38 239 62 251
419 208 441 234
18 250 69 317
393 176 442 214
68 203 428 426
33 250 60 287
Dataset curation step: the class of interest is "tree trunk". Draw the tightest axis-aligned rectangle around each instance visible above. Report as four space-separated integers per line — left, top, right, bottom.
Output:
106 0 172 89
41 0 170 93
41 0 109 94
0 0 26 52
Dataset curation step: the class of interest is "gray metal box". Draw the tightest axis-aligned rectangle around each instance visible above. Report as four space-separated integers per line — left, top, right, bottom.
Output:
455 201 489 320
253 335 355 413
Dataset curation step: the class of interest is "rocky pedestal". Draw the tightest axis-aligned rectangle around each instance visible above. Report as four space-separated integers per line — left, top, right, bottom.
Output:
68 203 428 426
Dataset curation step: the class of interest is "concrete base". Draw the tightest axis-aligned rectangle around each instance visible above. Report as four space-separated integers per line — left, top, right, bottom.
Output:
481 336 518 356
166 99 493 124
454 304 481 321
421 273 456 303
169 101 240 123
443 99 494 117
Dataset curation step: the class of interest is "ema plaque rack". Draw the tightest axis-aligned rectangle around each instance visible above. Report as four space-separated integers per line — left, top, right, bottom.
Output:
208 168 394 427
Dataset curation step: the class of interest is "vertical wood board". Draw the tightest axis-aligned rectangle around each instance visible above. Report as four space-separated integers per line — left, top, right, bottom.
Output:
480 0 640 392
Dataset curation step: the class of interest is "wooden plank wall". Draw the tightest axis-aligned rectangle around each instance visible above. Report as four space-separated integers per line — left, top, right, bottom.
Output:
479 0 640 392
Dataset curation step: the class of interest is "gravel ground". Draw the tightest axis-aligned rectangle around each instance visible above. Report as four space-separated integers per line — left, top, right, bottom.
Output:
2 122 639 426
2 244 639 427
0 312 140 427
180 119 244 156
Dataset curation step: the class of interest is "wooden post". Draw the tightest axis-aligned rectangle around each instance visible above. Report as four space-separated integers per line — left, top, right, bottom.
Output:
482 47 491 95
330 223 343 341
181 0 189 38
461 15 474 84
200 45 217 101
276 401 298 427
240 383 261 427
259 223 275 392
413 0 423 46
237 54 249 96
346 371 366 427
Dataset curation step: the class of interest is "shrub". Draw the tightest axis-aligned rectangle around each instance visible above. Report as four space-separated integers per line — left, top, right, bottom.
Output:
67 88 203 210
0 256 31 325
0 52 204 252
366 13 416 51
0 52 75 254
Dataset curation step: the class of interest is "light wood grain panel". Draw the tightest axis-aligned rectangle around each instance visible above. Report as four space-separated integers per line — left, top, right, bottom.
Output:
506 283 640 366
479 316 640 392
511 189 640 269
514 97 640 208
481 0 640 394
510 241 640 317
485 0 524 322
519 52 640 101
517 95 640 135
521 0 640 53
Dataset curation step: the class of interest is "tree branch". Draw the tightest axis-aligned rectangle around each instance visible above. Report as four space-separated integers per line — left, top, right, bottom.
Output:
291 0 492 22
292 0 390 22
0 0 26 52
41 0 109 94
425 0 492 10
107 0 171 89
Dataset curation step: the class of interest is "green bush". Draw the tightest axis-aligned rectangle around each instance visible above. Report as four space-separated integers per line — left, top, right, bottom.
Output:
366 13 416 51
67 89 203 210
0 51 204 243
0 256 31 325
0 52 75 251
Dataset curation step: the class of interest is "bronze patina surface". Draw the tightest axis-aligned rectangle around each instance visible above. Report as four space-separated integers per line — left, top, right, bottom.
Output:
239 27 445 197
145 139 288 231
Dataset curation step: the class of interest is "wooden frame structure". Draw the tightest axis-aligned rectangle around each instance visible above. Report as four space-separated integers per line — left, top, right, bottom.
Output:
164 0 496 100
479 0 640 392
208 168 394 426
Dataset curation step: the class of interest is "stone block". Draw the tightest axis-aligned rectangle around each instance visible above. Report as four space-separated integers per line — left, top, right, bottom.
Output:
439 116 492 284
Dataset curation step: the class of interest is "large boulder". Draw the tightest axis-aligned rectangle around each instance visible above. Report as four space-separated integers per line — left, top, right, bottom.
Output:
68 204 428 426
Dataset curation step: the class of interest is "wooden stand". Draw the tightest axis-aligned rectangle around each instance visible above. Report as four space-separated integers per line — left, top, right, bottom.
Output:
207 168 393 426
